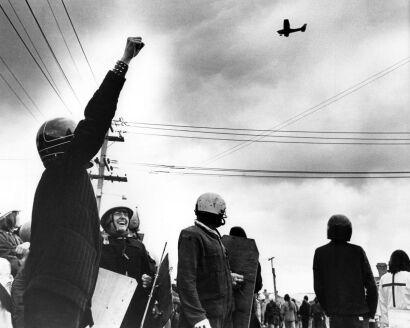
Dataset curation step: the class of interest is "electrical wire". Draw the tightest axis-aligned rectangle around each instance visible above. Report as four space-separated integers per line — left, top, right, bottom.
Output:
200 56 410 166
6 0 59 91
0 70 39 121
115 120 410 135
45 0 82 76
24 0 83 107
0 1 72 114
0 54 45 118
122 125 410 142
123 162 410 179
125 131 410 145
60 0 97 84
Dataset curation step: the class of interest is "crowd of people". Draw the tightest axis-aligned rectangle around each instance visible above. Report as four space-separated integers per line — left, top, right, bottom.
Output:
0 36 409 328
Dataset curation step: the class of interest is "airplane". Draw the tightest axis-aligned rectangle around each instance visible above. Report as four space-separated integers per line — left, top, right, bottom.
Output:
277 19 307 37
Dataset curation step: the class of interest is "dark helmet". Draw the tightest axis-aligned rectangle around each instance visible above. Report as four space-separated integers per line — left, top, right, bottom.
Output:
36 117 77 167
327 214 352 241
229 226 247 238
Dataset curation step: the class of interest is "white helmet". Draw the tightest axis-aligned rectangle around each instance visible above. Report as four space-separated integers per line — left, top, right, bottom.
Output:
195 193 227 218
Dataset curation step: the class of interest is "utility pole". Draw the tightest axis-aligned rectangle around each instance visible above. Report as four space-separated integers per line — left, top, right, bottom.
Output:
91 127 127 213
268 257 278 302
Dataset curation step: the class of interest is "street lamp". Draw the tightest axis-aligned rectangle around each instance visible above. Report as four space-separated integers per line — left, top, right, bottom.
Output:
268 257 277 302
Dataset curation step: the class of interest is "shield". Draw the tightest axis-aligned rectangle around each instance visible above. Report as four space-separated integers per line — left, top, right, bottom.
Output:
92 268 138 328
222 235 259 328
144 254 173 328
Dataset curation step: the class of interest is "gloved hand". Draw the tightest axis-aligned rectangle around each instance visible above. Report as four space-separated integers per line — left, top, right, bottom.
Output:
194 318 212 328
141 274 153 288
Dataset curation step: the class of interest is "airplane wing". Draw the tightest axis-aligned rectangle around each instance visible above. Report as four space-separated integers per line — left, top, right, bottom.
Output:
284 19 290 30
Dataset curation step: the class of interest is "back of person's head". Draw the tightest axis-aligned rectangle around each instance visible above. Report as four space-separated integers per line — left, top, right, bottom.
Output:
284 294 290 302
229 226 247 238
388 249 410 273
327 214 352 241
19 221 31 242
304 295 308 301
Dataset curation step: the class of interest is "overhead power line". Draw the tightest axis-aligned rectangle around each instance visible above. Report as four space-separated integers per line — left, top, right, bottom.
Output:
0 54 45 118
45 0 82 76
125 131 410 145
123 125 410 142
24 0 83 107
123 162 410 179
0 1 72 114
60 0 97 84
6 0 60 91
114 120 410 135
0 69 39 122
200 56 410 166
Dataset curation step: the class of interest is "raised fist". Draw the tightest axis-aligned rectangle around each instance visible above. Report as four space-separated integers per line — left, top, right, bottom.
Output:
121 37 145 64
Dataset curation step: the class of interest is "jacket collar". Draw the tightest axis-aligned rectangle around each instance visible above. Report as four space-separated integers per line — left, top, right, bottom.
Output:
195 220 221 239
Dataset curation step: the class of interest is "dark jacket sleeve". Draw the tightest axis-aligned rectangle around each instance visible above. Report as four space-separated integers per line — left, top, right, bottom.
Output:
64 71 126 167
313 248 327 313
254 262 262 293
361 248 378 317
177 231 207 326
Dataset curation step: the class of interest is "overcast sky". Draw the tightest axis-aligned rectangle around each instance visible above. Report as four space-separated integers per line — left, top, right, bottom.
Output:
0 0 409 298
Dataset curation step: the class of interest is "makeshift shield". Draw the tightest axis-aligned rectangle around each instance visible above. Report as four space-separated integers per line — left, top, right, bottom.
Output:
92 268 137 328
222 235 259 328
144 254 173 328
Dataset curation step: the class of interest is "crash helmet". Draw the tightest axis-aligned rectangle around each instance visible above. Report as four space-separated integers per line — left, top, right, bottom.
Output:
36 117 77 168
327 214 352 241
195 192 227 218
100 203 134 236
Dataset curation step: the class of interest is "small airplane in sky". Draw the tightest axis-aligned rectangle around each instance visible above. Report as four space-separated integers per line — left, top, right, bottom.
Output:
277 19 307 37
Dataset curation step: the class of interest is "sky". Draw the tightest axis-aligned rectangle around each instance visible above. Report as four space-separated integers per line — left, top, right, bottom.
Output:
0 0 409 299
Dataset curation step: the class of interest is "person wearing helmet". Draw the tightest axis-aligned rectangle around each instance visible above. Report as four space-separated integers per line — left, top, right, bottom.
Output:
177 193 243 328
23 37 145 328
0 210 29 277
313 215 378 328
100 205 154 328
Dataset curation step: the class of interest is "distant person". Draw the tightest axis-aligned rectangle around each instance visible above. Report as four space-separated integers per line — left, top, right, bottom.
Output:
177 192 244 328
100 204 154 328
377 250 410 328
299 295 311 328
23 36 145 328
264 296 282 328
281 294 297 328
291 298 299 327
311 298 325 328
313 214 378 328
0 210 29 276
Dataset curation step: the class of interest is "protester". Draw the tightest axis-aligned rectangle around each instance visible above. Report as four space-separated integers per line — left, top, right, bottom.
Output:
0 257 13 328
0 210 29 277
229 226 262 328
177 192 244 328
281 294 297 328
311 298 326 328
299 295 311 328
313 214 378 328
23 36 145 328
264 296 282 328
291 298 299 328
100 204 154 328
377 249 410 328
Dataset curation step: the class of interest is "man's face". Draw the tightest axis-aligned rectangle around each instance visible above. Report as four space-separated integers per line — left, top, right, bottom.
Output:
112 210 129 232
